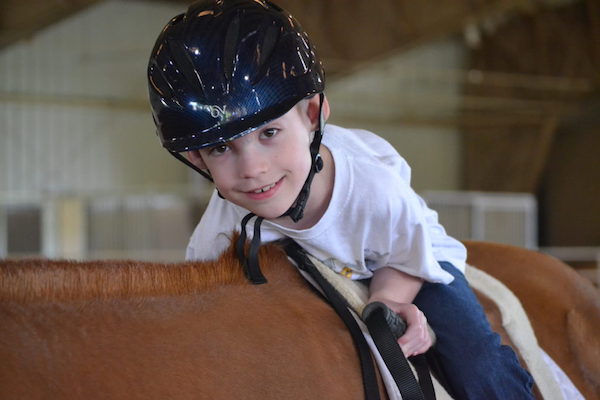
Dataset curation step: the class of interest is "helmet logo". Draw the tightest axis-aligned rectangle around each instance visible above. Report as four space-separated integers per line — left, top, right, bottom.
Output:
208 105 227 120
189 101 227 121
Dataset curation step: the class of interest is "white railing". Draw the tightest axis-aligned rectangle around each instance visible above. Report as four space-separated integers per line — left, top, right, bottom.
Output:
0 186 210 262
422 191 538 249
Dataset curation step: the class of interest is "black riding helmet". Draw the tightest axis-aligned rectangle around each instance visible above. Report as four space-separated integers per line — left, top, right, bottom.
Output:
148 0 326 283
148 0 325 174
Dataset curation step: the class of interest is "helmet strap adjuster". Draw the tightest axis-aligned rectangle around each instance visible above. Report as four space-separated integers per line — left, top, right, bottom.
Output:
314 153 323 173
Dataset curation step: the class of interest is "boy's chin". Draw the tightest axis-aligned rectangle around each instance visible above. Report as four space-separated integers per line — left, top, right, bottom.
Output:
228 197 295 222
249 204 294 222
253 208 289 221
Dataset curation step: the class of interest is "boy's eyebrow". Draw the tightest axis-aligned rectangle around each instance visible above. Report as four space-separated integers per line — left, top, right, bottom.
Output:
206 142 228 149
260 119 282 129
199 142 225 153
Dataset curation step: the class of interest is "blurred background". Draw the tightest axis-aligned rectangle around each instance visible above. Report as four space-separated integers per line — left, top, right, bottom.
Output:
0 0 598 287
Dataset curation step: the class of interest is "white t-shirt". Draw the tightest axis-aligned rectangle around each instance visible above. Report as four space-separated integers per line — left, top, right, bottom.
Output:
186 125 466 284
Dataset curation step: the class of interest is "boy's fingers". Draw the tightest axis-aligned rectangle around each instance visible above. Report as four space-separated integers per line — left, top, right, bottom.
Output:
375 301 433 356
397 310 432 356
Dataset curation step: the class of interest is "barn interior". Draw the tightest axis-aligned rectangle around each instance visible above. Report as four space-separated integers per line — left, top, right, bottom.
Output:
0 0 598 287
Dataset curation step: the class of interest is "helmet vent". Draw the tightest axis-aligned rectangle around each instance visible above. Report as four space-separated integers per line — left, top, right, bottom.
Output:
253 21 280 84
223 14 241 85
166 35 206 102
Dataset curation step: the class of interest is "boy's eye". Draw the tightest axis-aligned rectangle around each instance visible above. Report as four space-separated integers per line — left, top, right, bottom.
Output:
261 128 279 139
208 144 229 156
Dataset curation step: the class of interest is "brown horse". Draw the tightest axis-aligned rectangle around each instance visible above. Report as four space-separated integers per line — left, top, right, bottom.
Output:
0 240 598 399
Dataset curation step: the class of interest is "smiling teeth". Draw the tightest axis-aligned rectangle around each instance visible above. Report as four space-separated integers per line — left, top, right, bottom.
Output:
254 183 276 193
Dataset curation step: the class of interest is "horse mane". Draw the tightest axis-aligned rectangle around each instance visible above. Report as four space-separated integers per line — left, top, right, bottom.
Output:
0 237 289 303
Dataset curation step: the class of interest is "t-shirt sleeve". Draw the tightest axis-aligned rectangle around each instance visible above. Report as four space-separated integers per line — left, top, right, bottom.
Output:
376 175 455 284
186 190 241 261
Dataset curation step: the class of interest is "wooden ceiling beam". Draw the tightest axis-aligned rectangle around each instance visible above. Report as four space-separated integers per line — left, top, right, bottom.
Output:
275 0 557 77
0 0 572 72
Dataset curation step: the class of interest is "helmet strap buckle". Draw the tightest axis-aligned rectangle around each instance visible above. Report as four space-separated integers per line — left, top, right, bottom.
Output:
314 153 323 173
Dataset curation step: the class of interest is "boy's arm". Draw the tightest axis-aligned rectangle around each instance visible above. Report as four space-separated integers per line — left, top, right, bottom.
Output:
368 267 433 357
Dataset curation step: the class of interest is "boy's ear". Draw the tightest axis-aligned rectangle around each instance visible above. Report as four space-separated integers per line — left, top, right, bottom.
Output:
186 150 207 169
306 94 330 130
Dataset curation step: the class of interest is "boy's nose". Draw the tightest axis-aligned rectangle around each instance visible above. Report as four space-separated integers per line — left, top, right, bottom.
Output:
238 147 269 179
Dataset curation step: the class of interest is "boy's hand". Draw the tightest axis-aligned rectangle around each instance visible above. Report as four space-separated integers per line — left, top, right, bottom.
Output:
368 299 433 357
367 267 432 356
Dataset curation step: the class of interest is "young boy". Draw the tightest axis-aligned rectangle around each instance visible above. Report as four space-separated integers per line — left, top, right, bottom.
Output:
148 1 534 398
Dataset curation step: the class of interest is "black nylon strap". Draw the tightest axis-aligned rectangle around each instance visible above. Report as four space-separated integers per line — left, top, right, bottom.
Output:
236 213 267 284
410 354 436 400
364 308 435 400
247 216 266 282
283 240 381 400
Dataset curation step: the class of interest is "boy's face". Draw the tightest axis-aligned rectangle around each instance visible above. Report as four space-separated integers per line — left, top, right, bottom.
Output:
187 97 322 220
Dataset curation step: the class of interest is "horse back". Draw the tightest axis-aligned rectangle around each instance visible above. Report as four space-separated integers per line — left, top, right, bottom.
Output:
0 243 367 400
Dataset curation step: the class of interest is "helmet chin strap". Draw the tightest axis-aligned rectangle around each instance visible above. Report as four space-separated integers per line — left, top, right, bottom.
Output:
280 92 325 222
236 93 326 284
170 151 214 182
170 150 228 199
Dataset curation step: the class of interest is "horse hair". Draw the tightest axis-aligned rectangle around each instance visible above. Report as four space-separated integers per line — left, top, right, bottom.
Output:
0 236 287 303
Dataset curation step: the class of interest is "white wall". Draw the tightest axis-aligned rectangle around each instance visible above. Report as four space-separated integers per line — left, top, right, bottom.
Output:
0 0 188 195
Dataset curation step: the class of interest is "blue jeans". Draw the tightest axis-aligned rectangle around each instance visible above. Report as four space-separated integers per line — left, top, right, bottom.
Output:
413 262 534 399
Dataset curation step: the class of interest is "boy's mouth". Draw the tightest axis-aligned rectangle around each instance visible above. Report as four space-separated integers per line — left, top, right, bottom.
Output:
245 178 283 200
253 182 277 194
